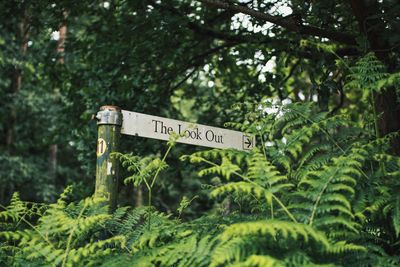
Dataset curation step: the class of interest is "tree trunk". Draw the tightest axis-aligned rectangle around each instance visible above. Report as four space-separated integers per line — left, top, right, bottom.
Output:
350 0 400 154
1 9 30 204
56 15 67 64
48 13 68 185
6 15 29 149
376 89 400 153
135 186 143 207
48 144 58 181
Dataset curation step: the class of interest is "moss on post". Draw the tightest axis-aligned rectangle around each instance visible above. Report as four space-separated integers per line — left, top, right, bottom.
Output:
94 106 122 211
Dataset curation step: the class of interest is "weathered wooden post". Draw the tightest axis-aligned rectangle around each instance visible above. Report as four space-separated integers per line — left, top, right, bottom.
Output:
94 105 122 211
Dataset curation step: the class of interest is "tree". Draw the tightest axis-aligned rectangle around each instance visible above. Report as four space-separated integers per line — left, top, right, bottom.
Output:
194 0 400 150
0 1 83 203
147 0 399 150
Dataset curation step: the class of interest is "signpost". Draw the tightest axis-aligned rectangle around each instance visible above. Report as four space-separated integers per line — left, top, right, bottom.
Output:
94 106 255 211
94 106 122 211
120 110 255 150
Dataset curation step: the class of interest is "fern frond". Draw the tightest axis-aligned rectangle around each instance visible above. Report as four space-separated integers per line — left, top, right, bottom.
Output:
346 52 389 94
210 237 259 267
292 145 367 233
227 254 283 267
219 220 330 248
199 156 241 180
0 192 27 222
327 241 366 254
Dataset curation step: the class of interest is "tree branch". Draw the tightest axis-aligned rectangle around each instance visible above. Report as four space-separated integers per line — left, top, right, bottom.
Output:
169 67 199 92
148 0 272 44
188 42 237 66
277 58 301 99
149 0 359 58
162 43 238 93
349 0 388 60
329 82 344 115
198 0 357 46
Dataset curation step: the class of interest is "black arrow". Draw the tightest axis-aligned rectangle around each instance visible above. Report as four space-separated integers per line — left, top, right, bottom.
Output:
244 136 253 148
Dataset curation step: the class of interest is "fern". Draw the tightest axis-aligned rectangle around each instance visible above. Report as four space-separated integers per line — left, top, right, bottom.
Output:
0 187 127 267
218 220 330 248
112 152 168 187
291 146 365 233
113 143 173 210
227 254 282 267
184 98 400 266
186 148 295 221
210 220 364 266
346 52 389 94
210 237 258 267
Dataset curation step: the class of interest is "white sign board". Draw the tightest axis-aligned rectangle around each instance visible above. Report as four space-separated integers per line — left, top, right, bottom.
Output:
120 110 255 151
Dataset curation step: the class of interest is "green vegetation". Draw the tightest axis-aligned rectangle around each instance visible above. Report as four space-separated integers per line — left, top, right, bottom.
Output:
2 98 400 266
1 0 400 266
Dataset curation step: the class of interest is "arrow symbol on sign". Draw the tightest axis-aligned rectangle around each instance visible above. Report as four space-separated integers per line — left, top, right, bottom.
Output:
243 135 253 149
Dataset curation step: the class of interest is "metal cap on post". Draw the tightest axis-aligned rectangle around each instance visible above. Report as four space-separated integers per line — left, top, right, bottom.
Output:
94 105 122 212
95 105 123 126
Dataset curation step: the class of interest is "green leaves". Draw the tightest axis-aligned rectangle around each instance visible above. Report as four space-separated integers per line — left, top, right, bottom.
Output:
177 195 198 218
183 101 400 266
1 101 400 266
0 188 125 266
226 255 282 267
346 53 389 94
198 157 241 180
210 220 360 266
219 220 329 247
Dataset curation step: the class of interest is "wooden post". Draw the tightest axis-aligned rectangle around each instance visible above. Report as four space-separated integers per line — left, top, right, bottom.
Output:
94 105 122 211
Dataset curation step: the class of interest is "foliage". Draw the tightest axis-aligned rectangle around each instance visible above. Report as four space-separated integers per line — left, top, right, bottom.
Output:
179 89 399 265
0 187 126 267
2 95 399 266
